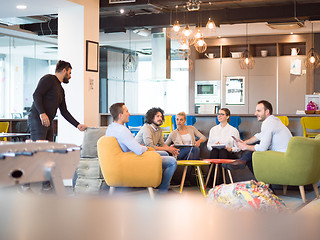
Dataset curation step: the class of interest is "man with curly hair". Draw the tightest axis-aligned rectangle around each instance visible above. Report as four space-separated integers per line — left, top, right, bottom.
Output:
135 107 180 157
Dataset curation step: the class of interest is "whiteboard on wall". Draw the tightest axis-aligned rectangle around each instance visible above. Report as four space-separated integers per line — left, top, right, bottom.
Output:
226 76 245 105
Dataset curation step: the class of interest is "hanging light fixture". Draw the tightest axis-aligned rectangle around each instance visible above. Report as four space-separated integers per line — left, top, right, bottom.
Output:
182 25 192 37
167 6 182 40
194 27 202 39
172 21 181 32
190 26 204 47
206 18 216 30
124 30 138 72
186 0 200 11
194 38 207 53
305 22 320 69
240 24 255 69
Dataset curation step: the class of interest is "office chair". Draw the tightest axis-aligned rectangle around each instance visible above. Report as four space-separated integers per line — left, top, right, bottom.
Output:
125 115 145 136
301 117 320 138
172 115 197 130
0 122 9 141
216 116 243 139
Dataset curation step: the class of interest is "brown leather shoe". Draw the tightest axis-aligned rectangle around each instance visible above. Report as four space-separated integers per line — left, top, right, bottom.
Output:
221 160 246 170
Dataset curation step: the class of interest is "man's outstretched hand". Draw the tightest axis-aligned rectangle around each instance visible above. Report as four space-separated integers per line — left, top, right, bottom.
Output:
77 124 88 131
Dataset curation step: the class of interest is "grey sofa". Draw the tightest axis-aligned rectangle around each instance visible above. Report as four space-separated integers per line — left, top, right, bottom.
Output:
74 127 107 193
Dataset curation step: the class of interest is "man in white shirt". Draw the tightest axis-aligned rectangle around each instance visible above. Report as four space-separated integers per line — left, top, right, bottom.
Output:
222 100 292 173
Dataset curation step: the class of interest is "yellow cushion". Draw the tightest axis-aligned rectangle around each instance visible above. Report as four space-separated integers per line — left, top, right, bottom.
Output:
98 136 162 188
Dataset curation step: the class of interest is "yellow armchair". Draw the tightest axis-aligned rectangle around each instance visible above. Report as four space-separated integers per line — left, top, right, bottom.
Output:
97 136 162 198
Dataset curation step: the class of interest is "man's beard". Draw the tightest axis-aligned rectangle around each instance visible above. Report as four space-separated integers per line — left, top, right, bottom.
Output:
63 73 69 84
153 121 162 127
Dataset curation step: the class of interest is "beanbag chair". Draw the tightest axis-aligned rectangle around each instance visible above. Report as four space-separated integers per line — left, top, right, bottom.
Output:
207 180 287 212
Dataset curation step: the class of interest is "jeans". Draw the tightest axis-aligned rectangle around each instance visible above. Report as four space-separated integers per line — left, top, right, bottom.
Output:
239 141 260 174
155 151 177 193
177 147 200 160
240 151 254 173
156 151 169 156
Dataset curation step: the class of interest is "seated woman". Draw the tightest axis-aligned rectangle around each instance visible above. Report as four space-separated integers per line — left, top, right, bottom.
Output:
207 108 240 159
165 112 206 160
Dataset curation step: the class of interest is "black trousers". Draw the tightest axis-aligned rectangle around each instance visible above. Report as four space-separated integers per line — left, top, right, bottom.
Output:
210 148 237 160
207 148 238 186
28 113 54 141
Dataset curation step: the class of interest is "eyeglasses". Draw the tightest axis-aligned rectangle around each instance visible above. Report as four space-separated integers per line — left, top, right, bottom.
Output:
217 113 225 116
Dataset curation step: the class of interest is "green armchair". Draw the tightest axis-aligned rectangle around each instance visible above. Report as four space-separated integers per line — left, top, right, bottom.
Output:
252 135 320 203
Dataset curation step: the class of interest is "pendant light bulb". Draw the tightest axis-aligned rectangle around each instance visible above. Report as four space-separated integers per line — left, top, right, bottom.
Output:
310 56 316 64
197 39 204 47
173 21 180 32
195 28 202 39
206 18 216 30
183 25 192 37
245 58 249 65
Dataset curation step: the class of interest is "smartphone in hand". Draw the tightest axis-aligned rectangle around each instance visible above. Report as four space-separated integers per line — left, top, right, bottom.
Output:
232 136 239 142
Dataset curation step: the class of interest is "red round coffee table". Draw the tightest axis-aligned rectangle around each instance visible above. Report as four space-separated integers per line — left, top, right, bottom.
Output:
202 159 236 188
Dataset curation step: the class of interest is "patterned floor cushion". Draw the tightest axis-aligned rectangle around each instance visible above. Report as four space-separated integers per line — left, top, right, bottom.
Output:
207 180 287 212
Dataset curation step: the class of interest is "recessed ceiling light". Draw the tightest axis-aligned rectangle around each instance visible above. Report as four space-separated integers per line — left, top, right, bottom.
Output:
218 35 221 38
16 5 27 10
291 32 293 34
120 9 124 14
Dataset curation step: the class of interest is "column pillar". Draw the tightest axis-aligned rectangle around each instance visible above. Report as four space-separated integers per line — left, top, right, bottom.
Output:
57 0 99 144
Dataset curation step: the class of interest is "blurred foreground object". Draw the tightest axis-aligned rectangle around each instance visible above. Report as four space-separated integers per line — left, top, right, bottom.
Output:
0 141 80 195
0 192 319 240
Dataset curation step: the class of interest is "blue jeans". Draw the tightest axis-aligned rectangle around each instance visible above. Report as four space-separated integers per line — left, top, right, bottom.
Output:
177 147 200 160
156 151 169 156
155 151 177 193
239 141 260 174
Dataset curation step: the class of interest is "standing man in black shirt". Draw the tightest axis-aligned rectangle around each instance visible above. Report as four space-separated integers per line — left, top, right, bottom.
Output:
28 60 87 141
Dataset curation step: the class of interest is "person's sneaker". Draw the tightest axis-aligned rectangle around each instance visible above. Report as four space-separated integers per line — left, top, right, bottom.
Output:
221 160 246 170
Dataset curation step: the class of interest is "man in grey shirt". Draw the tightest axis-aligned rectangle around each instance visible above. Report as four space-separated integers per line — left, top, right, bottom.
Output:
106 103 177 194
223 100 292 173
135 107 180 157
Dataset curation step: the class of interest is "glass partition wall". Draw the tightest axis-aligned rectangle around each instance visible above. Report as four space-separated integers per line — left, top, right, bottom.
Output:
99 37 190 115
0 34 58 119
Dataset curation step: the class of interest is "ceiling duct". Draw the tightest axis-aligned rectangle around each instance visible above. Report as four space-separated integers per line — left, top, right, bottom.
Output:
151 31 171 81
0 16 47 26
266 21 305 30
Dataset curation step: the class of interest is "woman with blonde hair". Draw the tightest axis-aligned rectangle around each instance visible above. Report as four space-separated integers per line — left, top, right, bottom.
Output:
165 112 206 160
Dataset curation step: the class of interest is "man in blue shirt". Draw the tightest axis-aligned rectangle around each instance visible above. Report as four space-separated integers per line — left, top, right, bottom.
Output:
105 103 177 194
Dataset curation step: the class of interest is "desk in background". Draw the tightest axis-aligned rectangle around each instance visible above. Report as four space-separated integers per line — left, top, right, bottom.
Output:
0 119 58 141
0 133 31 141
